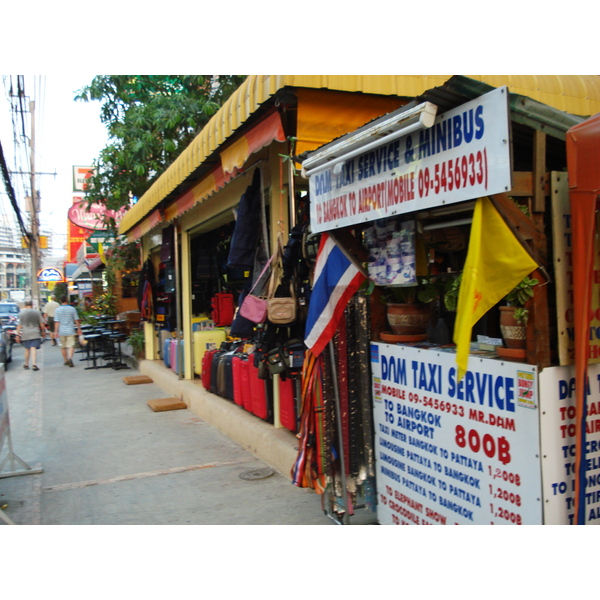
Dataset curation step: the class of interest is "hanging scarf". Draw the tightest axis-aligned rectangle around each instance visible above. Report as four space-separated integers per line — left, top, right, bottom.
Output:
291 350 327 493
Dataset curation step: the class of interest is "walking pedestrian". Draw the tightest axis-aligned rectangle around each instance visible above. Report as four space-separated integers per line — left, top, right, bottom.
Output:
54 296 83 367
43 294 60 345
16 299 45 371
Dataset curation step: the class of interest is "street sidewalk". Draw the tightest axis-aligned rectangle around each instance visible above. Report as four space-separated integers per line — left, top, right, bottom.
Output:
0 339 336 525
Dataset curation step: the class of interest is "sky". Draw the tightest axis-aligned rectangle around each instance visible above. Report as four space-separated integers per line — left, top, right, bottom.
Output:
0 74 108 259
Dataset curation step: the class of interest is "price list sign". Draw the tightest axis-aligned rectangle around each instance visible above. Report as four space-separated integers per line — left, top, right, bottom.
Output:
371 343 543 525
539 364 600 524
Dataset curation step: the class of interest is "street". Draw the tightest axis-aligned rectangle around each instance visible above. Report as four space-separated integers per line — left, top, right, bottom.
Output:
0 340 334 525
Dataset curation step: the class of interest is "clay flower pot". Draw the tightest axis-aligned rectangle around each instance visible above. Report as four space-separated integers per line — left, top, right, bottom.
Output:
386 303 431 336
499 306 526 350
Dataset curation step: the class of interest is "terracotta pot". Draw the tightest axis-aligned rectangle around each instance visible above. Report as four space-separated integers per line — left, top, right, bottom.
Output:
499 306 526 350
386 303 431 336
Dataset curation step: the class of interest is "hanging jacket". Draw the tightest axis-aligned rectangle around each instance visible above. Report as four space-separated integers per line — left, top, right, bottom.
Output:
227 168 262 270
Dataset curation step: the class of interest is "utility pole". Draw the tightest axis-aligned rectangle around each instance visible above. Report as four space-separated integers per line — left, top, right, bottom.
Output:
29 100 41 310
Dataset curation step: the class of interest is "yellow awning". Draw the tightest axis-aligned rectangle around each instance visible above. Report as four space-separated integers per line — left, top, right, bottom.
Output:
119 75 600 236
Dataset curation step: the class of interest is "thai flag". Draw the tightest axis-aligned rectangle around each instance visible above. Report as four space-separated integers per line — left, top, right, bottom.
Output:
304 233 367 357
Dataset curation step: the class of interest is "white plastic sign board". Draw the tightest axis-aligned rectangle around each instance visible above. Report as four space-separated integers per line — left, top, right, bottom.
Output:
371 343 543 524
309 87 512 233
539 364 600 524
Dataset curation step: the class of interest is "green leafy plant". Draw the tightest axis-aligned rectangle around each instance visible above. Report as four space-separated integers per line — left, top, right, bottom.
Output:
384 277 441 305
443 273 462 312
505 275 539 325
127 328 145 357
75 75 246 227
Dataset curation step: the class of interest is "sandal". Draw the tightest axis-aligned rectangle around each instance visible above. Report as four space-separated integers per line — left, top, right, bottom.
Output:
32 365 39 371
23 365 29 370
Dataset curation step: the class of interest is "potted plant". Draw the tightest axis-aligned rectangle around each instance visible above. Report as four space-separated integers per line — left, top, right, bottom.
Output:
127 327 145 359
499 275 539 349
384 277 439 338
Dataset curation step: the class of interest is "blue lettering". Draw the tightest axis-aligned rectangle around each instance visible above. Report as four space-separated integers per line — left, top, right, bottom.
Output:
475 105 484 140
382 355 407 385
436 120 447 153
452 115 462 148
463 109 474 143
446 368 515 412
465 371 475 405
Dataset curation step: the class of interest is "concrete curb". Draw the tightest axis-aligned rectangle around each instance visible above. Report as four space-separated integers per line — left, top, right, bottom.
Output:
137 359 300 480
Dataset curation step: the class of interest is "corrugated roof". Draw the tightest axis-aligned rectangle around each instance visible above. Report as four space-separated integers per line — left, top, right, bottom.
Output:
119 75 600 235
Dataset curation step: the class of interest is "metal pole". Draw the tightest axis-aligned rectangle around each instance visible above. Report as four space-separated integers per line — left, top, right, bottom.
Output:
288 155 296 229
29 100 41 309
328 340 350 524
174 222 183 379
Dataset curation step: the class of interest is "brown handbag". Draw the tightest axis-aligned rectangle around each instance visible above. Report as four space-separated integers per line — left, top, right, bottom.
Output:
266 240 297 325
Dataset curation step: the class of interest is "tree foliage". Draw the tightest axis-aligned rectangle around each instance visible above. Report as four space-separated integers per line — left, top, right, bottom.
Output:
75 75 246 232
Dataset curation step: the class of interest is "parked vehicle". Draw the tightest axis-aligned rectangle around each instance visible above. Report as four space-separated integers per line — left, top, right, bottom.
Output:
0 325 13 368
0 302 20 343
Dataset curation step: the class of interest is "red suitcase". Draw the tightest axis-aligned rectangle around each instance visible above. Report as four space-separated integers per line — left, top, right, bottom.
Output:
201 348 218 391
279 376 297 433
211 292 235 326
232 354 245 407
239 357 252 412
248 353 269 420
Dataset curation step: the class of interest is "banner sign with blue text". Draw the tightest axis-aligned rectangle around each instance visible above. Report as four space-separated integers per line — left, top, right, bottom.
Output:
309 87 511 234
371 343 542 525
539 364 600 524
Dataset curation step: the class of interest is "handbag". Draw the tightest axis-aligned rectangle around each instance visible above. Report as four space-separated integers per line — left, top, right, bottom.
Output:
239 251 275 324
266 239 297 325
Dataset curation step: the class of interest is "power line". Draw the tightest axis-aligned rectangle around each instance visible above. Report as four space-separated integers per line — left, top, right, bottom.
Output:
0 137 30 239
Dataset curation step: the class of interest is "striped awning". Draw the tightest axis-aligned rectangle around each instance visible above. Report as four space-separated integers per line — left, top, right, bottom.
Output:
119 75 600 238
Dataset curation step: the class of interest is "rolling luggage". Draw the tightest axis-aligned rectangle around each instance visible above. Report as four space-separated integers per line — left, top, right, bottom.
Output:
210 349 226 394
169 338 181 373
232 353 246 407
193 328 227 375
163 337 171 368
248 354 269 420
201 348 218 391
240 356 252 412
279 376 297 433
216 351 236 400
211 292 235 327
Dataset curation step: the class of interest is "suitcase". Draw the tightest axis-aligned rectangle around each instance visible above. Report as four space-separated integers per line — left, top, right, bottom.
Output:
232 354 246 407
169 338 181 373
248 354 270 420
193 328 227 375
211 292 235 327
279 376 297 433
240 356 252 412
216 351 236 400
163 337 172 368
201 349 218 391
210 350 226 394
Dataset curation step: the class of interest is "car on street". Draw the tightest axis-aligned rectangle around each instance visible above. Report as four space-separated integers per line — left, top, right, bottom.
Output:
0 302 20 342
0 325 13 368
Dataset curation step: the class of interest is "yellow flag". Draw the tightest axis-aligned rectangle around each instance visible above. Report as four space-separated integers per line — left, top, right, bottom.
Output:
454 197 538 380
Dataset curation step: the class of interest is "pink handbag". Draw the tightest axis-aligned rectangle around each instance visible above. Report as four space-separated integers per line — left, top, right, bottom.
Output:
239 252 274 324
240 294 268 323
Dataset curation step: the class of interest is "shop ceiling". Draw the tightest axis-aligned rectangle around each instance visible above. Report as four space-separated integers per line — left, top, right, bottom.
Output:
118 74 600 238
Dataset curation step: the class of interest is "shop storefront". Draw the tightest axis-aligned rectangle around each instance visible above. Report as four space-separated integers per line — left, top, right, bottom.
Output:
300 78 600 524
117 75 600 524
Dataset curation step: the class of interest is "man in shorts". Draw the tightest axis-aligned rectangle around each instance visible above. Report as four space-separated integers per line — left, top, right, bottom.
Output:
43 295 60 345
54 296 82 367
16 299 45 371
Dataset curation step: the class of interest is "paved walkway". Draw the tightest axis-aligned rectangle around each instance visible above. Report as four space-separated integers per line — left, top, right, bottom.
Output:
0 340 335 525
